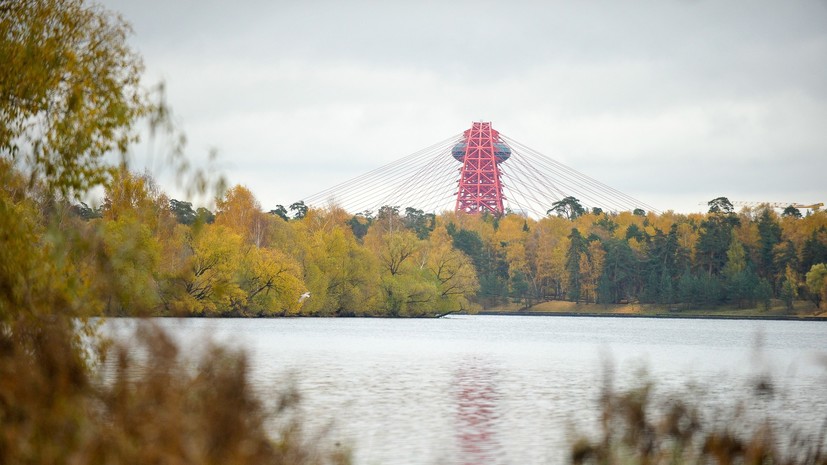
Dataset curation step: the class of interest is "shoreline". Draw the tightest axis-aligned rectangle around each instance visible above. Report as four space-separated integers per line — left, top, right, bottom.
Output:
469 311 827 322
109 312 827 322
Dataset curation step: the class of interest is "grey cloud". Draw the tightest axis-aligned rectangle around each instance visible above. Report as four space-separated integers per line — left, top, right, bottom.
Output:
101 0 827 212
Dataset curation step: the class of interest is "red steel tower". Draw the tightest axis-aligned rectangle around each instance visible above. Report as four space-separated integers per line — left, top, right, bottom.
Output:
452 122 511 215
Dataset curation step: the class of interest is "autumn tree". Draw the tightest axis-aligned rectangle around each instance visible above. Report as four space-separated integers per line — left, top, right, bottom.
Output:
98 215 161 314
367 227 420 277
232 246 305 316
215 185 268 247
780 265 800 312
495 214 532 302
773 240 800 286
365 212 478 316
580 240 605 304
805 263 827 309
161 225 244 315
296 217 379 316
1 0 153 323
423 227 479 312
372 205 402 235
102 169 165 228
531 216 570 300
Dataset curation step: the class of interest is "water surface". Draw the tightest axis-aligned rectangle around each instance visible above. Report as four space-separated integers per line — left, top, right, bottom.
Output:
103 316 827 465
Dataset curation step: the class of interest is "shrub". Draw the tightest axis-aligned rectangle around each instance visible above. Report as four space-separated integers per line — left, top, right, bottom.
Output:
571 372 826 465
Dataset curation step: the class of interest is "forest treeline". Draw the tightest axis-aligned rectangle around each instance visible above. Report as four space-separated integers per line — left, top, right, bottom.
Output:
63 172 827 317
2 0 825 322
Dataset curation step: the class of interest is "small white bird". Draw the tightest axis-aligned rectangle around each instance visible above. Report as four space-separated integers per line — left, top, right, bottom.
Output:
299 292 311 303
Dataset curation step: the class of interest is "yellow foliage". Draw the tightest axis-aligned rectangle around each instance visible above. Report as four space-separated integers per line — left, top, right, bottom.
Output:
423 227 479 312
1 0 146 197
494 214 530 273
215 185 268 247
103 169 161 227
733 219 760 264
298 224 379 316
235 246 306 316
163 225 245 316
781 210 827 250
365 228 422 277
805 263 827 309
100 215 161 314
442 211 496 244
675 221 698 254
303 204 352 235
579 241 605 304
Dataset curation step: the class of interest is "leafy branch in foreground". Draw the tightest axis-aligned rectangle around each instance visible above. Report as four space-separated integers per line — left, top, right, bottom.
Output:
1 0 144 197
1 0 349 462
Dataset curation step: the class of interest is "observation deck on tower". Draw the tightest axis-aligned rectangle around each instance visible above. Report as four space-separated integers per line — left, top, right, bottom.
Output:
302 121 658 217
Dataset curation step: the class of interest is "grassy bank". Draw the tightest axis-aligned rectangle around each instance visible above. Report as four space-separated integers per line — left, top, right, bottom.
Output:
478 299 827 319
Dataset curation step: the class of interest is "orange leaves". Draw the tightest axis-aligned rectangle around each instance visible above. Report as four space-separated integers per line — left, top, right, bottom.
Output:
102 169 161 227
215 185 268 247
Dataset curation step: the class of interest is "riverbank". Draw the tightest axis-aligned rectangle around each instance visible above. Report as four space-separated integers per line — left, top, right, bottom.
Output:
475 299 827 321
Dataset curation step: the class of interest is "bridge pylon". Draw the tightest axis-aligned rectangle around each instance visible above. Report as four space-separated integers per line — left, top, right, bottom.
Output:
452 122 511 216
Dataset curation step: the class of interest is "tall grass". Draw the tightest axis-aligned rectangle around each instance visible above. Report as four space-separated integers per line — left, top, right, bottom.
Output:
571 367 827 465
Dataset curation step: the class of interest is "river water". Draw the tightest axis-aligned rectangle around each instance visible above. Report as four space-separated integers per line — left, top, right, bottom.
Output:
103 316 827 465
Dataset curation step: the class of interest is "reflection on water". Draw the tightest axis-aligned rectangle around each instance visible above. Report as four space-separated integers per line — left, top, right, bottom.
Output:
101 316 827 465
454 358 503 465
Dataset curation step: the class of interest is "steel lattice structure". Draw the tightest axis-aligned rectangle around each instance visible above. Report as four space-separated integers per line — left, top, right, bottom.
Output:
452 122 509 215
302 122 659 218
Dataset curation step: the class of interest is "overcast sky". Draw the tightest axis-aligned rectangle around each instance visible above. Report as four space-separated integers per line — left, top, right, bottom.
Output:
100 0 827 214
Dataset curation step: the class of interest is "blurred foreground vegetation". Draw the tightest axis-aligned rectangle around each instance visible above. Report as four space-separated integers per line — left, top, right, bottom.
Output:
572 369 827 465
1 0 348 463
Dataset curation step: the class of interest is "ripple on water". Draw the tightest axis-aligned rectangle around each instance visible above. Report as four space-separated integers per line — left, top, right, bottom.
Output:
100 316 827 465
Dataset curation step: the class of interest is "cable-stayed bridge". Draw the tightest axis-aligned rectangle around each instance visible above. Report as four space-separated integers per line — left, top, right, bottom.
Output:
303 122 658 218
